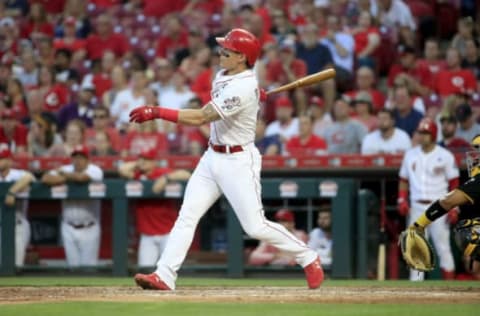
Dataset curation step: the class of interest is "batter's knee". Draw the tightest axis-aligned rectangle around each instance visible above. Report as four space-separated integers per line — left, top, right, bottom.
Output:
243 222 268 239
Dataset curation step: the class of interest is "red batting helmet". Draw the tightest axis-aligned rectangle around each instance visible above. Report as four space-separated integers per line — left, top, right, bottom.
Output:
417 117 438 140
215 28 260 67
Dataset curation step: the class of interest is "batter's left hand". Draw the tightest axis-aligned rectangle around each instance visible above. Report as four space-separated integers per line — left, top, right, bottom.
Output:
129 106 159 123
447 208 459 225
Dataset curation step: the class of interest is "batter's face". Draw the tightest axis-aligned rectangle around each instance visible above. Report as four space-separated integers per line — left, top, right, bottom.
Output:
218 48 246 72
418 131 434 146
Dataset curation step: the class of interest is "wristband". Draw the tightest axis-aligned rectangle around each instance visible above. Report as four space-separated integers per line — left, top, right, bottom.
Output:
158 108 179 123
397 188 408 203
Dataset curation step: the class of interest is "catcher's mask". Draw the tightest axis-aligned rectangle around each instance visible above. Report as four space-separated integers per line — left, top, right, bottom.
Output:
454 218 480 268
466 135 480 177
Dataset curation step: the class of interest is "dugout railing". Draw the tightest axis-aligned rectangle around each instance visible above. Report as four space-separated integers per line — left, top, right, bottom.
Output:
0 178 361 278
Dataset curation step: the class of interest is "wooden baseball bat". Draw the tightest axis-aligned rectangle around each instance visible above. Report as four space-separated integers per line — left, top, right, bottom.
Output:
266 68 336 95
377 180 387 281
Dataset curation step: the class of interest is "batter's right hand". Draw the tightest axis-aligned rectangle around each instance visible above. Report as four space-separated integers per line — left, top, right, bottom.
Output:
397 198 410 216
129 106 159 123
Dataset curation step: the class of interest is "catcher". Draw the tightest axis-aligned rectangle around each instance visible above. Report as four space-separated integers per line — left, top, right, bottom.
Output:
401 134 480 278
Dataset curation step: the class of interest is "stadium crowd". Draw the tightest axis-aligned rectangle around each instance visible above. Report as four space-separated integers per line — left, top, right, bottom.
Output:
0 0 478 159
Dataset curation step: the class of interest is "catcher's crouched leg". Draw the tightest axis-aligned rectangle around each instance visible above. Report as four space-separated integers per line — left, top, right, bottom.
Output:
454 218 480 272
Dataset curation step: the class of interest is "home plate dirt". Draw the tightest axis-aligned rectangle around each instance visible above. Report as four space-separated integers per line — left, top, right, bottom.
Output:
1 286 479 304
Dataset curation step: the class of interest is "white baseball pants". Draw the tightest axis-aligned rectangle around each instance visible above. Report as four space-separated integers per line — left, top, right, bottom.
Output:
137 233 169 267
408 201 455 281
155 144 317 289
15 216 30 266
61 221 100 267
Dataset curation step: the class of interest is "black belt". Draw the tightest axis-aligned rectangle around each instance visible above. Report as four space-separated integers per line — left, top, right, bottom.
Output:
209 142 243 154
415 200 433 204
67 222 95 229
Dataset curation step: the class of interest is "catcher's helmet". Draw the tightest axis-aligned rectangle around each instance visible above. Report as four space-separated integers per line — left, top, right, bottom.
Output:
416 117 438 140
466 134 480 177
215 28 260 67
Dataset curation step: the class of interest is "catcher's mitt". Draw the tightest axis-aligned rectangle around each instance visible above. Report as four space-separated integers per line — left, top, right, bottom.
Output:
399 226 435 271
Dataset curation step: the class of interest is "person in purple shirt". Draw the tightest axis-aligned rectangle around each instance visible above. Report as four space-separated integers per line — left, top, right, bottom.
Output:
57 81 96 131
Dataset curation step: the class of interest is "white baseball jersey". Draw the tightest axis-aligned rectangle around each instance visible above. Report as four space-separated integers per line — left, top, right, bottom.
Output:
361 128 412 154
209 69 259 145
399 145 459 202
50 163 104 225
0 168 31 219
265 119 300 140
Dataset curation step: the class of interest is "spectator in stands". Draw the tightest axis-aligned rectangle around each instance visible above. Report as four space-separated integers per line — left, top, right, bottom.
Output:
435 47 477 97
155 14 188 59
320 15 355 91
60 0 92 39
351 10 380 70
5 78 28 121
53 49 79 88
308 95 332 138
454 103 480 143
53 16 87 63
451 16 475 58
118 147 191 267
14 50 39 90
265 40 308 113
41 144 103 267
361 108 412 154
416 38 447 88
174 29 208 67
82 50 115 100
269 9 296 45
85 14 130 60
377 0 416 46
248 209 308 266
90 131 117 156
159 71 196 111
285 114 327 156
46 119 85 157
3 0 28 16
323 97 367 154
102 65 128 109
387 45 431 97
296 23 336 111
351 91 378 132
0 17 20 64
110 69 147 132
438 111 470 153
84 106 121 152
242 13 275 48
265 96 299 142
345 66 386 113
36 65 70 114
27 113 62 156
391 85 424 137
57 80 96 131
0 109 27 154
0 144 35 267
149 58 175 101
178 96 210 156
36 36 56 68
20 2 54 40
461 39 480 81
122 120 168 157
255 117 281 155
308 206 332 267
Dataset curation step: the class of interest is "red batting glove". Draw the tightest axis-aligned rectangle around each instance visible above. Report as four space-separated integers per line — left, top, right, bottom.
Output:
447 208 459 225
259 88 267 102
397 198 410 216
129 106 160 123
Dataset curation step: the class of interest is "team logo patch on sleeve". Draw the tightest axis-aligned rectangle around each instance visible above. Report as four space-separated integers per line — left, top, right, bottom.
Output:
221 96 241 111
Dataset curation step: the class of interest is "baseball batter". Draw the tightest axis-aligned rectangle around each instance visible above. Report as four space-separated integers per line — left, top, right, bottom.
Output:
131 28 323 290
0 144 35 266
398 118 459 280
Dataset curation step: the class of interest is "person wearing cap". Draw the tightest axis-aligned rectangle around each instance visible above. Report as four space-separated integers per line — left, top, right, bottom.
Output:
308 95 332 137
248 209 308 266
398 118 459 280
323 97 368 154
0 143 35 266
308 206 333 266
438 112 470 152
351 91 378 132
0 109 28 155
118 148 191 267
285 114 327 156
265 96 299 142
57 80 96 131
454 103 480 143
361 108 412 154
41 144 104 267
53 16 87 63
